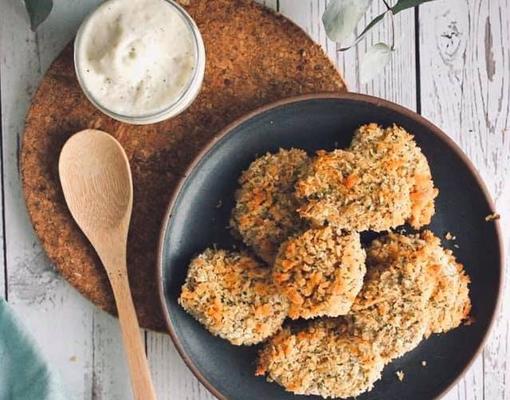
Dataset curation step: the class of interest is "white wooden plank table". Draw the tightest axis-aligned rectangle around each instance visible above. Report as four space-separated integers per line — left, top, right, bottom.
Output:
1 1 508 399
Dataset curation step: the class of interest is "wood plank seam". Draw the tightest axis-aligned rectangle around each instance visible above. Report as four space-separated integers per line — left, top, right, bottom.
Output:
414 6 422 115
0 66 7 301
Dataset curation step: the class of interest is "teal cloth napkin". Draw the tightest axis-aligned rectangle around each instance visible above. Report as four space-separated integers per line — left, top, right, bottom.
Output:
0 298 67 400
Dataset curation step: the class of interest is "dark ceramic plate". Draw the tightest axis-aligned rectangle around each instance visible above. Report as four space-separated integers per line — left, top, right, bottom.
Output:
157 93 502 400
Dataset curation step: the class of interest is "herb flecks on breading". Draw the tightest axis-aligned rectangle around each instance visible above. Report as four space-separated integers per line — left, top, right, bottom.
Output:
347 231 471 361
231 149 310 263
350 123 438 228
296 149 413 231
257 319 384 399
421 231 471 335
274 227 366 319
296 124 438 232
179 249 289 346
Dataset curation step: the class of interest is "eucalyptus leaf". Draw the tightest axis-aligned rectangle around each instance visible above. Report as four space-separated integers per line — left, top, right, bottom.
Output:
322 0 373 43
360 42 393 83
25 0 53 31
392 0 436 14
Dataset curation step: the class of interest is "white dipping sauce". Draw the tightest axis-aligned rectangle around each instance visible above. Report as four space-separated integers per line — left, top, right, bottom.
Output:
76 0 198 118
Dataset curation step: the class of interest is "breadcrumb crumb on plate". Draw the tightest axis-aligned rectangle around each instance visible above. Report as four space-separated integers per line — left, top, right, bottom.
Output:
256 319 384 399
179 249 288 345
444 232 456 240
485 213 501 221
273 227 366 319
295 149 412 231
231 149 310 263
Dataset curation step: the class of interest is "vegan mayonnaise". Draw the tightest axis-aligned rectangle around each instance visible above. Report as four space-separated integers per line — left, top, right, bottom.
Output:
75 0 204 123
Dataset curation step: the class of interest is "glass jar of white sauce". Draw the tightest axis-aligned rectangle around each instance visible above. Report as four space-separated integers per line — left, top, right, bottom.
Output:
74 0 205 125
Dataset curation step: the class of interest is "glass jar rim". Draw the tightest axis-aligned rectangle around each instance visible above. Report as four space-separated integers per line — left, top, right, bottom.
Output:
73 0 205 123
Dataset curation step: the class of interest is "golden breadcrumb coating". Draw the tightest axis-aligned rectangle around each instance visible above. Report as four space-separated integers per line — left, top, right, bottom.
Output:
348 231 471 361
418 231 471 335
231 149 310 263
347 233 438 361
295 149 412 231
350 123 438 228
256 319 384 399
273 227 365 319
179 249 288 345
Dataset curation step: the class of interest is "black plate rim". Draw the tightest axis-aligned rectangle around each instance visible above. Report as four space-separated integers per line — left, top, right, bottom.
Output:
156 92 504 400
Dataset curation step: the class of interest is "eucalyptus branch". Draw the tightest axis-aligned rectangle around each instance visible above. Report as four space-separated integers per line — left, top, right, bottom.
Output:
323 0 438 81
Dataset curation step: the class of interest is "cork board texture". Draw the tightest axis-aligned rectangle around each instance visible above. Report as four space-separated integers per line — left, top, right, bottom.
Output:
21 0 346 331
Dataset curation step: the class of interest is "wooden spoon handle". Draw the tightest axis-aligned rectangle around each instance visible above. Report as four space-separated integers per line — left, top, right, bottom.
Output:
109 271 157 400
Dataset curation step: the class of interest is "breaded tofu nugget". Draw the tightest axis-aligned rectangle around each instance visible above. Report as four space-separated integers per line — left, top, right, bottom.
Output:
347 233 437 361
273 227 366 319
179 249 288 345
256 319 384 399
295 149 413 231
419 231 471 335
350 123 439 228
348 231 471 361
231 149 310 263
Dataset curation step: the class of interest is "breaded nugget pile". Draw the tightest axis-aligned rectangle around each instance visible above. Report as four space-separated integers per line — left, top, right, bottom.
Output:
256 319 384 399
179 249 288 345
180 124 471 399
273 227 365 319
230 148 310 263
258 231 471 397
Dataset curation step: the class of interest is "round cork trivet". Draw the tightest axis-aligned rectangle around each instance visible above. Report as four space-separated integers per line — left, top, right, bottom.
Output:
21 0 346 331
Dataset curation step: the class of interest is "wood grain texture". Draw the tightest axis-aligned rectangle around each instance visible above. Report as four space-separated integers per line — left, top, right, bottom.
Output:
279 0 416 108
148 332 214 400
420 1 510 400
90 309 132 400
0 64 4 300
1 0 509 399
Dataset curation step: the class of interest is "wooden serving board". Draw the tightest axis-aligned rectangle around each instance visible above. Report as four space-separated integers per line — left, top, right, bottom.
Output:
21 0 346 331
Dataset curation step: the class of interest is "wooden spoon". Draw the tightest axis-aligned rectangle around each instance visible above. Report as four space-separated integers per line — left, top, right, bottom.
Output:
59 129 157 400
